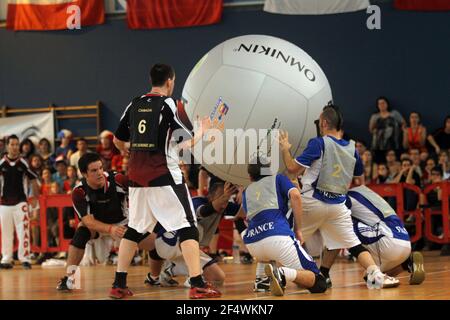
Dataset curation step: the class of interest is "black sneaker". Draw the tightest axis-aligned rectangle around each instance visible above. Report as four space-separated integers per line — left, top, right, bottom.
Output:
22 262 32 270
264 262 285 296
253 276 270 292
144 273 161 286
159 263 179 287
0 263 13 269
56 276 71 291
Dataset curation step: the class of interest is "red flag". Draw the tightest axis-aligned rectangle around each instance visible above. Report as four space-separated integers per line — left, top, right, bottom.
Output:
394 0 450 11
127 0 223 30
7 0 104 31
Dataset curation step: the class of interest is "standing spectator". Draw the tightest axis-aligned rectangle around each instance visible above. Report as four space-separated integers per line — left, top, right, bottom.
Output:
52 156 68 191
438 151 450 180
37 138 55 170
427 115 450 155
40 168 54 195
70 138 91 172
0 135 39 269
393 158 421 212
369 96 405 163
20 138 36 161
361 150 377 184
55 129 75 159
403 112 427 152
63 166 80 194
97 130 119 171
29 154 44 178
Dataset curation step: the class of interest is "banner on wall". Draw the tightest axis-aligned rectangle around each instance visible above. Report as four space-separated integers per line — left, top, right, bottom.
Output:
0 112 55 149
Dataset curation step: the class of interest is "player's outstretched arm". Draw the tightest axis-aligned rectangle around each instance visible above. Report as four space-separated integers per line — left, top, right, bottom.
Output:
81 215 126 238
289 188 304 244
279 130 304 175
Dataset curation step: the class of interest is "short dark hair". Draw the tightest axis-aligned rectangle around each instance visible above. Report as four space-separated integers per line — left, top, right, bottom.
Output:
6 135 19 145
208 182 225 199
78 153 102 174
150 63 175 87
248 158 271 181
376 96 391 112
432 166 443 176
402 158 412 165
322 103 343 131
77 138 87 144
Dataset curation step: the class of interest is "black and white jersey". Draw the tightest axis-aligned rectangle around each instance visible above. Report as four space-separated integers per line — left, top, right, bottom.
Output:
0 156 38 206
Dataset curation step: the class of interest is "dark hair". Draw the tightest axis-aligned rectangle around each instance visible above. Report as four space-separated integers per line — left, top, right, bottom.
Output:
402 158 412 165
322 103 343 131
20 138 36 156
6 134 19 145
208 182 225 199
444 115 450 126
77 138 87 144
39 138 52 153
376 96 391 112
78 153 102 174
432 166 443 177
150 63 175 87
409 111 421 124
248 158 271 181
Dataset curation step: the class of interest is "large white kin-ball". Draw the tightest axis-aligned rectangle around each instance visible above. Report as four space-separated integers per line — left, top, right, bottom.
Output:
181 35 332 186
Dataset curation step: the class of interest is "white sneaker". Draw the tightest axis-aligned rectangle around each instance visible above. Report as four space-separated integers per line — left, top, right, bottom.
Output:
183 278 191 288
366 270 400 289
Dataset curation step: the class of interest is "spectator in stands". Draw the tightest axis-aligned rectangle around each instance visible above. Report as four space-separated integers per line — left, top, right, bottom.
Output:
369 96 405 163
96 130 119 171
427 115 450 155
362 150 377 184
40 168 54 195
121 155 129 175
29 154 44 178
52 156 68 192
409 148 423 178
20 138 36 160
355 139 367 158
70 138 91 172
0 136 5 156
55 129 75 159
63 166 79 194
423 158 437 185
385 149 401 179
38 138 55 170
374 163 392 184
393 158 421 187
403 111 427 152
438 151 450 180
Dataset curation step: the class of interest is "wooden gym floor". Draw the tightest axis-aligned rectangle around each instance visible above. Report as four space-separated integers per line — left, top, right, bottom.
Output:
0 251 449 300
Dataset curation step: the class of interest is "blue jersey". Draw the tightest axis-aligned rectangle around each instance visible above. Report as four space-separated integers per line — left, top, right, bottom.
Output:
242 174 297 244
296 136 364 204
346 190 410 244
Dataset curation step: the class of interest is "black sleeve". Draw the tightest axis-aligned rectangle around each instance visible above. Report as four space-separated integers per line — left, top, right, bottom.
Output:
114 102 132 142
197 202 217 218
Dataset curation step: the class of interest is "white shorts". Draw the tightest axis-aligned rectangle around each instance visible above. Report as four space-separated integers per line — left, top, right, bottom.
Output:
155 233 214 275
364 236 411 272
301 191 361 250
245 235 319 273
128 184 197 234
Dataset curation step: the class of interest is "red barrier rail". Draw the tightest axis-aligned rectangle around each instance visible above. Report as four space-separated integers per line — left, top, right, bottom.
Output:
367 183 422 243
423 182 450 244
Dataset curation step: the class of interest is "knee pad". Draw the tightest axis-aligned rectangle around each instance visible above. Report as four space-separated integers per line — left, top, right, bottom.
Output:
308 273 327 293
178 226 199 243
123 227 145 243
148 248 164 261
70 226 91 249
349 244 368 258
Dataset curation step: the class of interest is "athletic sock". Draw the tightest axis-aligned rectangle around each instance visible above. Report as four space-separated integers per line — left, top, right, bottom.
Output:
320 266 330 278
113 271 128 289
279 267 297 282
190 274 206 288
367 265 380 275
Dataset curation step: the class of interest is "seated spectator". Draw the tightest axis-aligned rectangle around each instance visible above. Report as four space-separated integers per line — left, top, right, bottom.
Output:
70 138 91 173
361 150 377 184
427 115 450 155
20 138 36 160
374 163 392 184
29 154 44 178
40 168 54 195
409 148 423 178
63 166 79 194
422 158 437 185
400 152 410 161
438 151 450 180
55 129 75 159
369 96 405 163
38 138 55 170
52 156 68 191
355 139 367 157
121 155 129 175
393 158 421 187
96 130 119 171
385 149 401 179
403 111 427 152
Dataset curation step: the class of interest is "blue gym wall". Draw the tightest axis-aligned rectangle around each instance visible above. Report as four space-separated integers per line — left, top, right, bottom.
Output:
1 3 449 144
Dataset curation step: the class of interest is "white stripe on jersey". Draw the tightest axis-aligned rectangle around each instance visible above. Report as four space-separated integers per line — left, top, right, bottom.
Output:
165 98 193 138
119 101 133 121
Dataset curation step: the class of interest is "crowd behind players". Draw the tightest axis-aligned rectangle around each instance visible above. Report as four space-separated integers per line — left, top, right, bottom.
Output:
0 96 449 263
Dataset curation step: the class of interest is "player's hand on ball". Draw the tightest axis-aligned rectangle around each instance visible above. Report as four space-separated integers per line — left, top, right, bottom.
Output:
279 130 291 151
111 225 127 238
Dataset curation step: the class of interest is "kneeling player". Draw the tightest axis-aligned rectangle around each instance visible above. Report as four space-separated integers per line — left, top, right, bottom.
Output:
56 153 154 291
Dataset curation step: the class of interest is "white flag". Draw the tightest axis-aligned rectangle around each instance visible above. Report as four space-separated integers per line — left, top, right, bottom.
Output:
264 0 370 15
0 112 55 149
